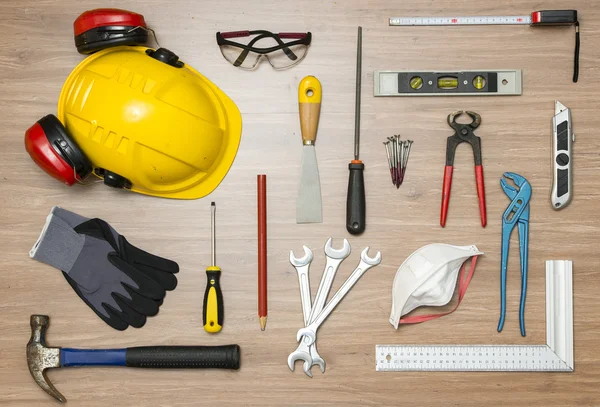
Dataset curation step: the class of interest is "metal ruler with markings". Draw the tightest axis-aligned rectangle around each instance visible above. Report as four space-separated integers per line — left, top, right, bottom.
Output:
377 260 573 372
389 10 577 27
390 15 532 26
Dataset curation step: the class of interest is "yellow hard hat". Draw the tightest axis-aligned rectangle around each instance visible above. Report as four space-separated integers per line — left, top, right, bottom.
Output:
56 46 242 199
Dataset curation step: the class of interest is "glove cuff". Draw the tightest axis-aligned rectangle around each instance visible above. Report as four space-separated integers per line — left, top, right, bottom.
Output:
53 206 121 246
51 206 90 228
30 213 85 273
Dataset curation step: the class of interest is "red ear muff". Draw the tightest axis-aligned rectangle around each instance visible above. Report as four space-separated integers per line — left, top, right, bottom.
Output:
74 9 149 54
24 115 92 186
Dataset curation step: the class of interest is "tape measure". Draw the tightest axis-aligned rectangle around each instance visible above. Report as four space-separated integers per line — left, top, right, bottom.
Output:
390 15 531 26
390 10 577 27
376 261 573 372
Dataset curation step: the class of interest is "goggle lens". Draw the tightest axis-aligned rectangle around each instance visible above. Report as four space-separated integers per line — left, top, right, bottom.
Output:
218 31 310 70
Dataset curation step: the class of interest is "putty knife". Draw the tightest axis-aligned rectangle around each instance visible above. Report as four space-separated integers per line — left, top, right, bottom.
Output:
296 76 323 224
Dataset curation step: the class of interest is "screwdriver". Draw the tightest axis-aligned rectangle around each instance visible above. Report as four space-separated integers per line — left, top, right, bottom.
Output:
203 202 223 333
346 26 366 235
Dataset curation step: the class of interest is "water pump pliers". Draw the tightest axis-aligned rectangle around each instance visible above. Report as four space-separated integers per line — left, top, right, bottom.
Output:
498 172 531 337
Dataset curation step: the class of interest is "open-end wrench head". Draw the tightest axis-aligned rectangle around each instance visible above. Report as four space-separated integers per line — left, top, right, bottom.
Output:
290 245 313 267
360 247 382 265
310 356 325 373
297 328 316 345
287 351 313 377
324 238 351 259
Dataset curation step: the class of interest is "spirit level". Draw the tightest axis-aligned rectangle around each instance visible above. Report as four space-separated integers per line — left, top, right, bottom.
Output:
389 10 580 83
374 70 522 96
376 260 573 372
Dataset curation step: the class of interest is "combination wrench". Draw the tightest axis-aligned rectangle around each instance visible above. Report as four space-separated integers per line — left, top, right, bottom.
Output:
288 238 351 377
289 245 319 376
296 247 382 346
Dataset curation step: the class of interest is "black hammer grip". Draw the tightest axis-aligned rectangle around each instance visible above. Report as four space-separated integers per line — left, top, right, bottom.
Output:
125 345 240 369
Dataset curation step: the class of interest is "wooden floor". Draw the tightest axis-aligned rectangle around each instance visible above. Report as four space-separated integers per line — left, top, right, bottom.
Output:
1 0 599 405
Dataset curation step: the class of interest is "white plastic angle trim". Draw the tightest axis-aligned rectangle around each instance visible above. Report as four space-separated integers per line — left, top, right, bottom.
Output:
546 260 574 371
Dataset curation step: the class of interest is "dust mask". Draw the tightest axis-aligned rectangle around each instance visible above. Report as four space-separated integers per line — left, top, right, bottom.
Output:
389 243 483 329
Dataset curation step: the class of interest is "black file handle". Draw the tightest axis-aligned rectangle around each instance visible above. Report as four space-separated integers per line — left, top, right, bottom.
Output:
346 162 365 234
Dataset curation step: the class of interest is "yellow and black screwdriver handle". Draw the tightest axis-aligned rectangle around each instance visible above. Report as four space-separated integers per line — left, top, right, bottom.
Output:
203 266 223 333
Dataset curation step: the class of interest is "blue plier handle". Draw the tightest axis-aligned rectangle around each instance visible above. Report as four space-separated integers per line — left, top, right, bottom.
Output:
498 172 531 337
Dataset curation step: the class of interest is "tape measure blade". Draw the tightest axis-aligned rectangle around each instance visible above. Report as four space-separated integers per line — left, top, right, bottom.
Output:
389 15 531 26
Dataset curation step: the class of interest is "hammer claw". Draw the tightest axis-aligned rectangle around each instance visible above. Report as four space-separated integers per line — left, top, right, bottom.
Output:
36 369 66 403
27 315 66 402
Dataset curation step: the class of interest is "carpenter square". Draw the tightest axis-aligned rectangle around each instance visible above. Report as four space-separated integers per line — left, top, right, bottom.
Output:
377 260 573 372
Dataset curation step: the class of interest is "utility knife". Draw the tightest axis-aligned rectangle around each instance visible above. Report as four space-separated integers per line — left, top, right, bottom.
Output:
551 101 574 210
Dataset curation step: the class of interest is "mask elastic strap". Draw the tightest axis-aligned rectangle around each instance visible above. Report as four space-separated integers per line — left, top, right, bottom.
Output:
398 255 479 325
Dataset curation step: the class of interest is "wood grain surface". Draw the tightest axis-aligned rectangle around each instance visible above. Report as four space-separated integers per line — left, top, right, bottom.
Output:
1 0 599 405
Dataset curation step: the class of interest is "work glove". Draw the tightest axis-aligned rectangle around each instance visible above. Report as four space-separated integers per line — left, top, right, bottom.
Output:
52 206 179 291
30 212 168 330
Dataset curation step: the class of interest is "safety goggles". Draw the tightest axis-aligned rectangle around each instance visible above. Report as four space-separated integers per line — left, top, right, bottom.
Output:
216 30 311 70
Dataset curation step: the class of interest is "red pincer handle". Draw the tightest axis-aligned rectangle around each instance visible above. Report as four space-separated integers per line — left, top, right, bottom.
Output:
475 165 487 227
440 165 454 227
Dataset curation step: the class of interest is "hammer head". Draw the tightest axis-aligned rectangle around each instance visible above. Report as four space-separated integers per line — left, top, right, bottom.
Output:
26 315 66 403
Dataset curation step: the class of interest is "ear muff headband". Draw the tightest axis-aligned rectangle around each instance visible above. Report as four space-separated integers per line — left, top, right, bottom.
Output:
74 9 149 54
24 115 92 185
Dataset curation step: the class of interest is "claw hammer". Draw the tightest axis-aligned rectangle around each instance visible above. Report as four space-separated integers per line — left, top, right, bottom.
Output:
26 315 240 402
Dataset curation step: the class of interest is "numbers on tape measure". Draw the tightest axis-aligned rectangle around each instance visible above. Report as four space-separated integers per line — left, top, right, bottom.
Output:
389 16 532 26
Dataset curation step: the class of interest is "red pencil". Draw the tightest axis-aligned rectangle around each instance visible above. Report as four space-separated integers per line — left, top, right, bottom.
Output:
257 174 268 330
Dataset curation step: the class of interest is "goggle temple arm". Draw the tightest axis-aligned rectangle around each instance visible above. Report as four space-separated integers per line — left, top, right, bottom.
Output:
221 30 251 39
